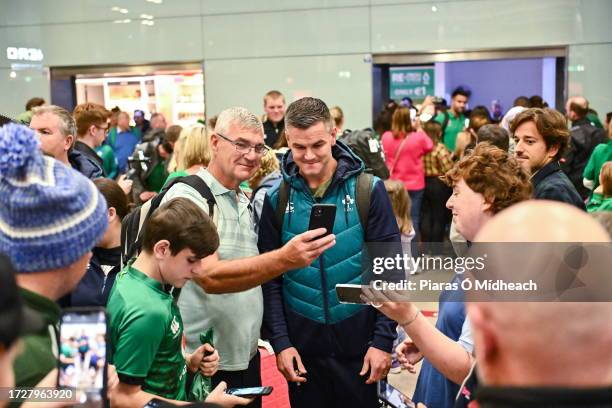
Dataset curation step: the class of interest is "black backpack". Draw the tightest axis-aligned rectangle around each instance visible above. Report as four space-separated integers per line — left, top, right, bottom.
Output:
120 175 216 267
274 172 374 231
338 129 389 180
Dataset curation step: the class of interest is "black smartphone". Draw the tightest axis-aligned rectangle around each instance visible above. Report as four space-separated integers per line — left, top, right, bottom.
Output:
377 380 415 408
335 284 368 304
292 357 307 380
58 307 107 406
225 386 273 398
308 204 336 236
144 398 215 408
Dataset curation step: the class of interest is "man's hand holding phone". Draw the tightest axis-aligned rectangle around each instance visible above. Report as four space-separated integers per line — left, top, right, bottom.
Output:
279 229 335 270
206 381 253 407
276 347 307 384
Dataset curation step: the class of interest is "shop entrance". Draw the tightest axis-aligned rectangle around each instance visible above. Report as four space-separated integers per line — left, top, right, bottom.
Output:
50 62 204 127
372 47 567 121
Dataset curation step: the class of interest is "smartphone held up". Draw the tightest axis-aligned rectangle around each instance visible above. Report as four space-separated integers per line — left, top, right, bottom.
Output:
58 307 107 407
308 204 336 238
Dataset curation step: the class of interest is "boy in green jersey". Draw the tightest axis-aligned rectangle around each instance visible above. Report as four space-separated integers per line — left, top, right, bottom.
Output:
108 197 251 407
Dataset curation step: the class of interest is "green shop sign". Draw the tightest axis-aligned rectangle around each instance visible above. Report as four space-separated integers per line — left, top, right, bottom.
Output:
389 66 434 101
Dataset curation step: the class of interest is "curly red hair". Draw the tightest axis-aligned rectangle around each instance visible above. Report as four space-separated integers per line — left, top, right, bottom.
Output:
442 143 532 214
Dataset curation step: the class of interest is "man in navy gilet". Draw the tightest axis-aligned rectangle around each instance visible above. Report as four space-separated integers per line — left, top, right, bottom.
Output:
258 97 400 408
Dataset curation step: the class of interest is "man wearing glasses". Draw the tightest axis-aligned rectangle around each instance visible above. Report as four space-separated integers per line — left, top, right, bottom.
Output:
29 104 104 179
73 102 111 178
161 106 335 407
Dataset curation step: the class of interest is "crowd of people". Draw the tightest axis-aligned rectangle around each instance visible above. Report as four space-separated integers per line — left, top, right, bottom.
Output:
0 87 611 408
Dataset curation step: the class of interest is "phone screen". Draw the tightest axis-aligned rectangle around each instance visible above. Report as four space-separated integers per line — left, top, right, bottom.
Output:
378 380 414 408
58 308 107 401
226 386 273 397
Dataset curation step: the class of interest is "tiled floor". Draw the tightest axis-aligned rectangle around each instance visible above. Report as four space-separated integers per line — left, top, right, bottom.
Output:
387 267 452 400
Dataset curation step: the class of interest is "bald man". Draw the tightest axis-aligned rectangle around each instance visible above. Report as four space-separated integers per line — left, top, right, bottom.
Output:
466 201 612 407
562 96 607 199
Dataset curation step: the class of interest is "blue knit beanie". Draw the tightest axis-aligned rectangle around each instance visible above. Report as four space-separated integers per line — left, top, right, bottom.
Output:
0 122 108 273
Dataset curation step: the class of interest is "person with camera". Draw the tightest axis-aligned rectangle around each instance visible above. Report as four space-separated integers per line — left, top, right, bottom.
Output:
129 125 181 204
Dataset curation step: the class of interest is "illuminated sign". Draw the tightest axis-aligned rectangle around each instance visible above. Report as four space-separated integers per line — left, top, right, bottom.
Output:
6 47 44 62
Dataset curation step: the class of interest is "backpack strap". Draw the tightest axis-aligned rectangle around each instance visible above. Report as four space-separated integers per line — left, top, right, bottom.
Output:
121 174 217 268
441 110 450 133
274 174 372 232
136 200 152 240
120 208 141 268
355 172 373 231
275 179 290 230
176 175 216 222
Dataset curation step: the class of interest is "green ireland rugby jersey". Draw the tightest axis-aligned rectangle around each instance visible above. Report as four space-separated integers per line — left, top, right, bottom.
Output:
108 265 188 401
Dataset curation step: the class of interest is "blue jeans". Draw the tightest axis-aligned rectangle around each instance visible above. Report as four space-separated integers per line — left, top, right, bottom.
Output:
408 189 424 256
408 189 424 234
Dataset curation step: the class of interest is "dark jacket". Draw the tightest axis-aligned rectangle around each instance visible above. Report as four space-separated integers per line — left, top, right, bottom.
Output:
69 247 121 307
532 161 585 210
257 142 400 358
68 149 104 179
74 140 104 170
263 119 284 148
562 117 607 198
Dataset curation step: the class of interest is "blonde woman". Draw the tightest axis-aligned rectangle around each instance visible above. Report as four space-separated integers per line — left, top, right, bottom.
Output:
164 124 211 186
249 150 282 231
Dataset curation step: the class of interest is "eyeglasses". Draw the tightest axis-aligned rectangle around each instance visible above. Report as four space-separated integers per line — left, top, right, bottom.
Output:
216 132 270 156
96 125 110 135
